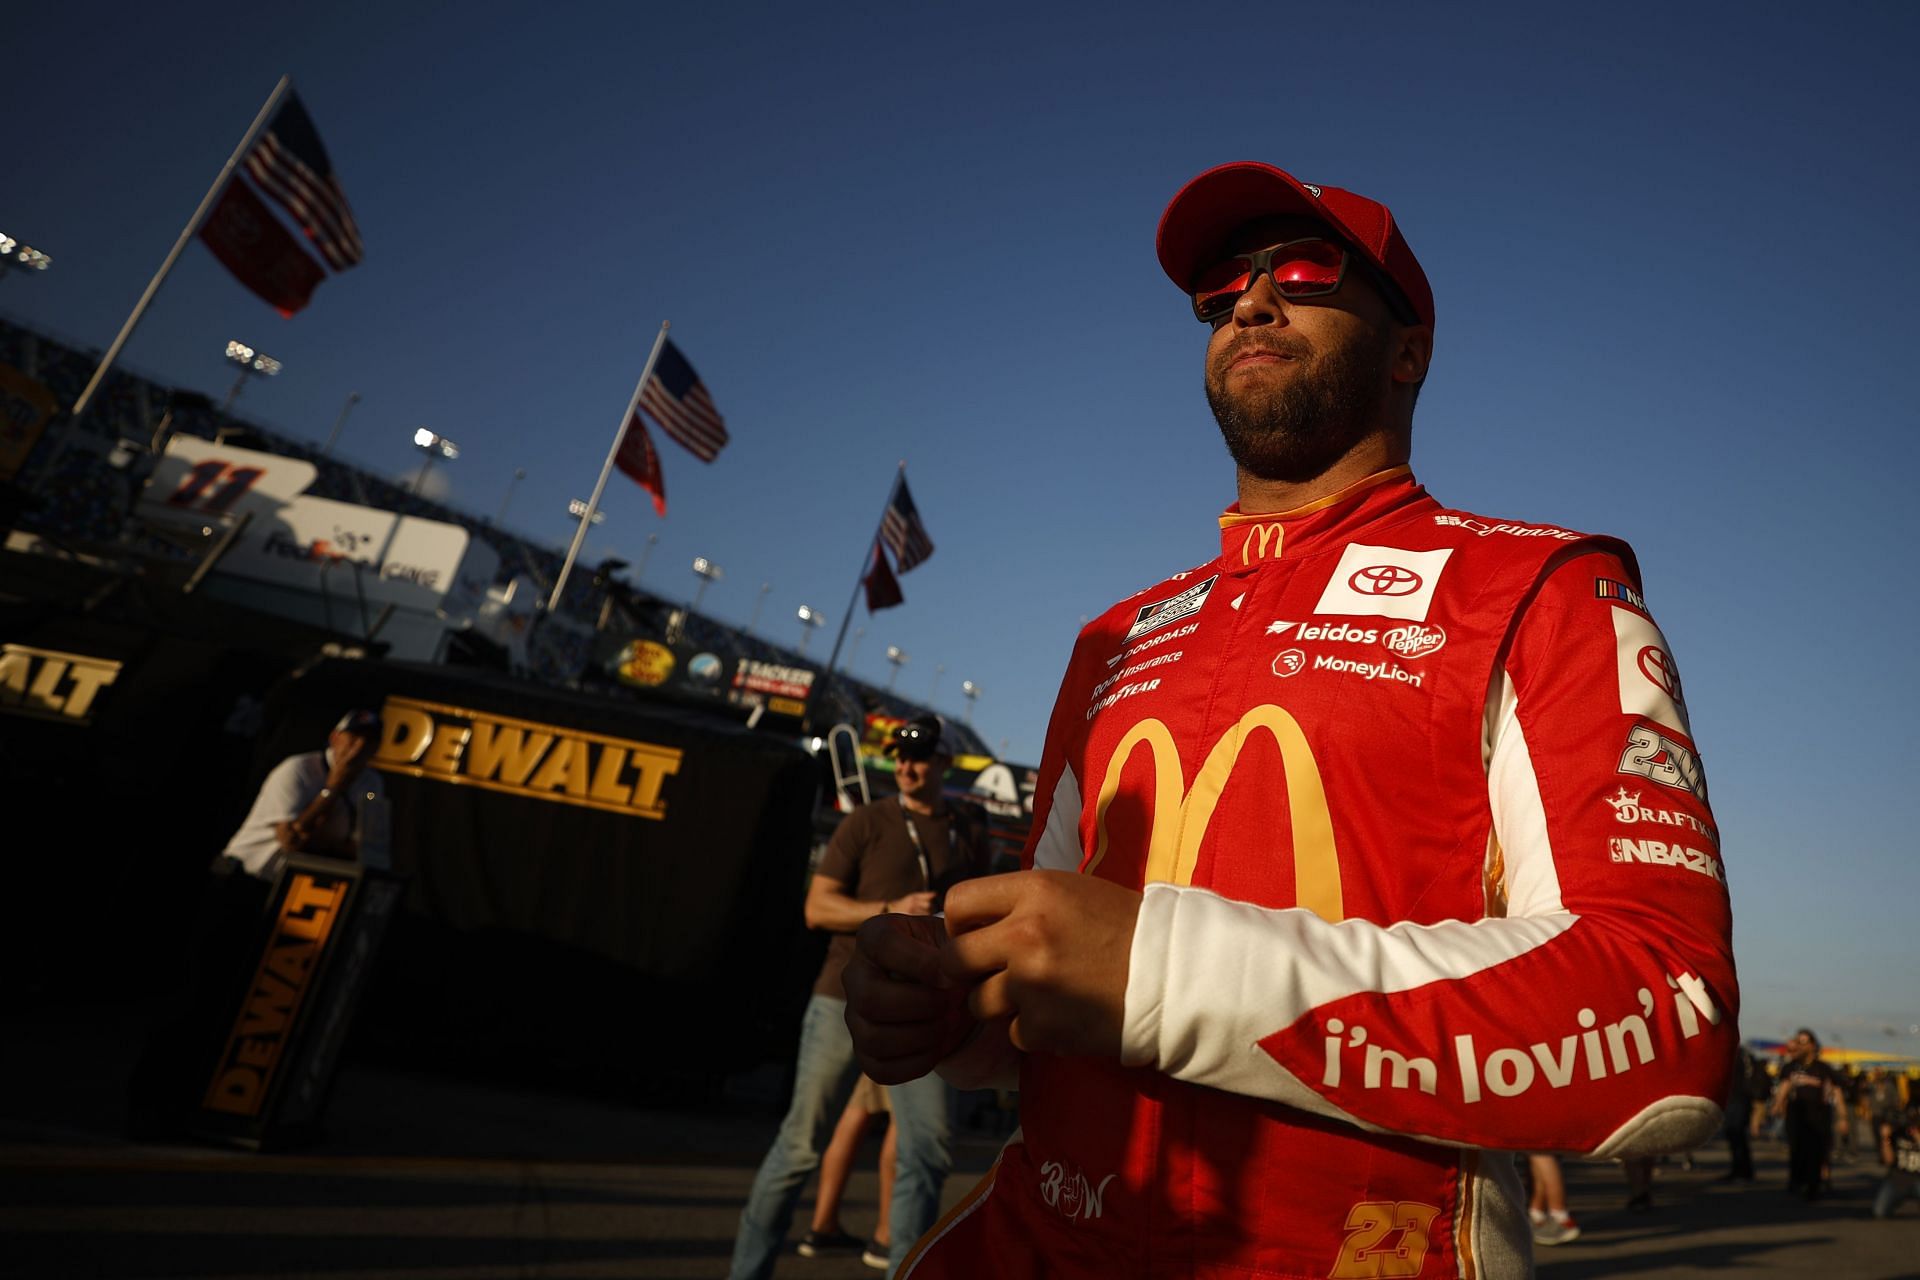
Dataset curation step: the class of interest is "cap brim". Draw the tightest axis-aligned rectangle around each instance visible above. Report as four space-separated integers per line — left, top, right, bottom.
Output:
1156 162 1345 292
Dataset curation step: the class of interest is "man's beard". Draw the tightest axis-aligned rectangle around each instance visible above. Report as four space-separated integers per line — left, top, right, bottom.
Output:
1204 328 1394 482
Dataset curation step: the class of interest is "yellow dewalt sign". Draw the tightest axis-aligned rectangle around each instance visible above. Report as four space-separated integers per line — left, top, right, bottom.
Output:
205 871 348 1118
0 644 122 725
373 695 683 819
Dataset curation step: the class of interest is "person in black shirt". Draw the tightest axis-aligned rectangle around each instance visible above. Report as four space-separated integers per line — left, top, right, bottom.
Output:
1772 1028 1844 1199
1874 1100 1920 1218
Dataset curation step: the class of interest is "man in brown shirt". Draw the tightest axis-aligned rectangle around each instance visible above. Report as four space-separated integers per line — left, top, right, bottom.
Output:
730 716 988 1279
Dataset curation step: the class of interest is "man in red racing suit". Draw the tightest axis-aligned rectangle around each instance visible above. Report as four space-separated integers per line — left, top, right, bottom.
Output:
842 163 1736 1280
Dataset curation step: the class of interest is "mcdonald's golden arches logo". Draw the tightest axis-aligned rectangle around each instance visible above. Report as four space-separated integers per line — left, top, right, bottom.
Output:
1088 705 1344 921
1238 522 1285 565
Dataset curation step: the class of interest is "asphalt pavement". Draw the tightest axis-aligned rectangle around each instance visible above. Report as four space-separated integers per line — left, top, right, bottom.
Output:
3 999 1915 1279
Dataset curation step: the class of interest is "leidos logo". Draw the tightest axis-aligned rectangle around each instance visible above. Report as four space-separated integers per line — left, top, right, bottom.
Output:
1090 706 1343 920
1265 622 1446 678
375 695 682 818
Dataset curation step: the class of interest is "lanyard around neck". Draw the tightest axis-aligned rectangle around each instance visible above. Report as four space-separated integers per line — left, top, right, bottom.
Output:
898 796 958 887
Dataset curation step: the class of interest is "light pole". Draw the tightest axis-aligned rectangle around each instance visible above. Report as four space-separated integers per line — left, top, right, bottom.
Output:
689 556 723 615
795 604 825 653
220 339 281 416
846 625 867 671
321 391 361 455
634 533 659 586
748 582 773 636
593 557 629 631
0 232 52 288
929 663 946 704
885 645 908 692
495 468 527 524
409 427 459 493
962 679 981 725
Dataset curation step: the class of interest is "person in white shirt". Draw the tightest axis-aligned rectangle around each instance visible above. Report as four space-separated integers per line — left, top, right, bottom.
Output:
222 708 386 876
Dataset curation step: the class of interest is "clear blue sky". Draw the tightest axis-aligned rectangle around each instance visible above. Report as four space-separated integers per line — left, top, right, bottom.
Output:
7 1 1917 1049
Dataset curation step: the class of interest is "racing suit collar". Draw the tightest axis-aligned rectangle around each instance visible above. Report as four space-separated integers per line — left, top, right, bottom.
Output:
1218 466 1420 568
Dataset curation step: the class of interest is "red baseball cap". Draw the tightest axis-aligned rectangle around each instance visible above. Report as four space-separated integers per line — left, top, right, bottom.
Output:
1156 162 1435 331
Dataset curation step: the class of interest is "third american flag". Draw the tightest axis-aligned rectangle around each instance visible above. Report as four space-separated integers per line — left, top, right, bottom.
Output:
636 339 729 462
881 474 935 573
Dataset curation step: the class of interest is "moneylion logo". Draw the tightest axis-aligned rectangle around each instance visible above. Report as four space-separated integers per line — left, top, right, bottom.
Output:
1089 706 1343 920
375 695 683 819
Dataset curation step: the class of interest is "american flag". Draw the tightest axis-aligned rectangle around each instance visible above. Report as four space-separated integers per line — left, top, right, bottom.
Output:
613 414 668 516
637 340 729 462
864 539 904 611
881 474 935 573
244 93 364 271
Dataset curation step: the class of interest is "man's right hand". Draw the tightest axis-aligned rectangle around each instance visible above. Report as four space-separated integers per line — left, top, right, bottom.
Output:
844 913 974 1085
890 890 937 916
327 734 373 789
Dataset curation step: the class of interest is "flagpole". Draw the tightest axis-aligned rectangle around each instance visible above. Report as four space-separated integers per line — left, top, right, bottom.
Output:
69 76 292 422
816 461 905 690
548 320 671 614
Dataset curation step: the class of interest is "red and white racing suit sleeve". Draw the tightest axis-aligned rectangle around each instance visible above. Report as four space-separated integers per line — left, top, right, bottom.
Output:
1104 550 1738 1156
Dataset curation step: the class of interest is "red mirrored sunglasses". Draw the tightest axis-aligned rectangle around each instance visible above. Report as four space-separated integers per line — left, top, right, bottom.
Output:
1189 237 1351 325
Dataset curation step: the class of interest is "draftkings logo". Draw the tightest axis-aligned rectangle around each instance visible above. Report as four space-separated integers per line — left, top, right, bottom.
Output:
374 695 683 819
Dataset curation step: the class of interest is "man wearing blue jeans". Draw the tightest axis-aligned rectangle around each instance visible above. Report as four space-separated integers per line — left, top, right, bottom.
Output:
730 717 988 1279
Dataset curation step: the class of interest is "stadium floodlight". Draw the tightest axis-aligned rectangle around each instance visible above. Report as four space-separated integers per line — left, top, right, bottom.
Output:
962 679 981 724
689 555 723 614
795 603 824 653
220 338 282 417
567 498 606 525
0 232 52 281
885 644 908 692
748 582 773 636
408 428 459 493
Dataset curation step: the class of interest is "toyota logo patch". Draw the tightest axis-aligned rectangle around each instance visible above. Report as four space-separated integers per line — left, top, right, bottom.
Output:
1349 565 1423 597
1637 645 1683 702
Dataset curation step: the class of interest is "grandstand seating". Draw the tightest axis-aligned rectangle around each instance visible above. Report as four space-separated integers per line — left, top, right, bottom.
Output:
0 314 991 755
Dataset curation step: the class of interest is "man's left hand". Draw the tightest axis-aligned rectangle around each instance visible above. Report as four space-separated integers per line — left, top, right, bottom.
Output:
941 870 1142 1059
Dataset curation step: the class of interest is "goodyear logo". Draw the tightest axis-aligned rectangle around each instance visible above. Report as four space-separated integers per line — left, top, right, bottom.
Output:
0 644 121 725
204 870 349 1118
374 695 683 819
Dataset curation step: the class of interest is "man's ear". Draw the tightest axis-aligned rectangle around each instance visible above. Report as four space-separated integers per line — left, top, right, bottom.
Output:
1392 325 1433 387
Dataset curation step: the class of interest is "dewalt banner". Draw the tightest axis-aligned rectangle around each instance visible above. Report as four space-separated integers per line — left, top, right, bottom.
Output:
253 660 821 1077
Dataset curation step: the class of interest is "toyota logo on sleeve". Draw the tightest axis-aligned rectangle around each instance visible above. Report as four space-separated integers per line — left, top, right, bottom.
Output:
1637 645 1684 702
1349 565 1424 596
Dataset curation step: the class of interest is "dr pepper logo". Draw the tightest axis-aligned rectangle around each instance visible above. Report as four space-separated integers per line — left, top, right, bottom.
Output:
1382 623 1446 659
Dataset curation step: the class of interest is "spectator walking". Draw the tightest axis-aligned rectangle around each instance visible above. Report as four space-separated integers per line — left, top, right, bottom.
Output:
729 716 989 1280
1874 1100 1920 1219
1527 1154 1580 1245
796 1075 896 1270
1774 1029 1845 1200
1720 1043 1757 1181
